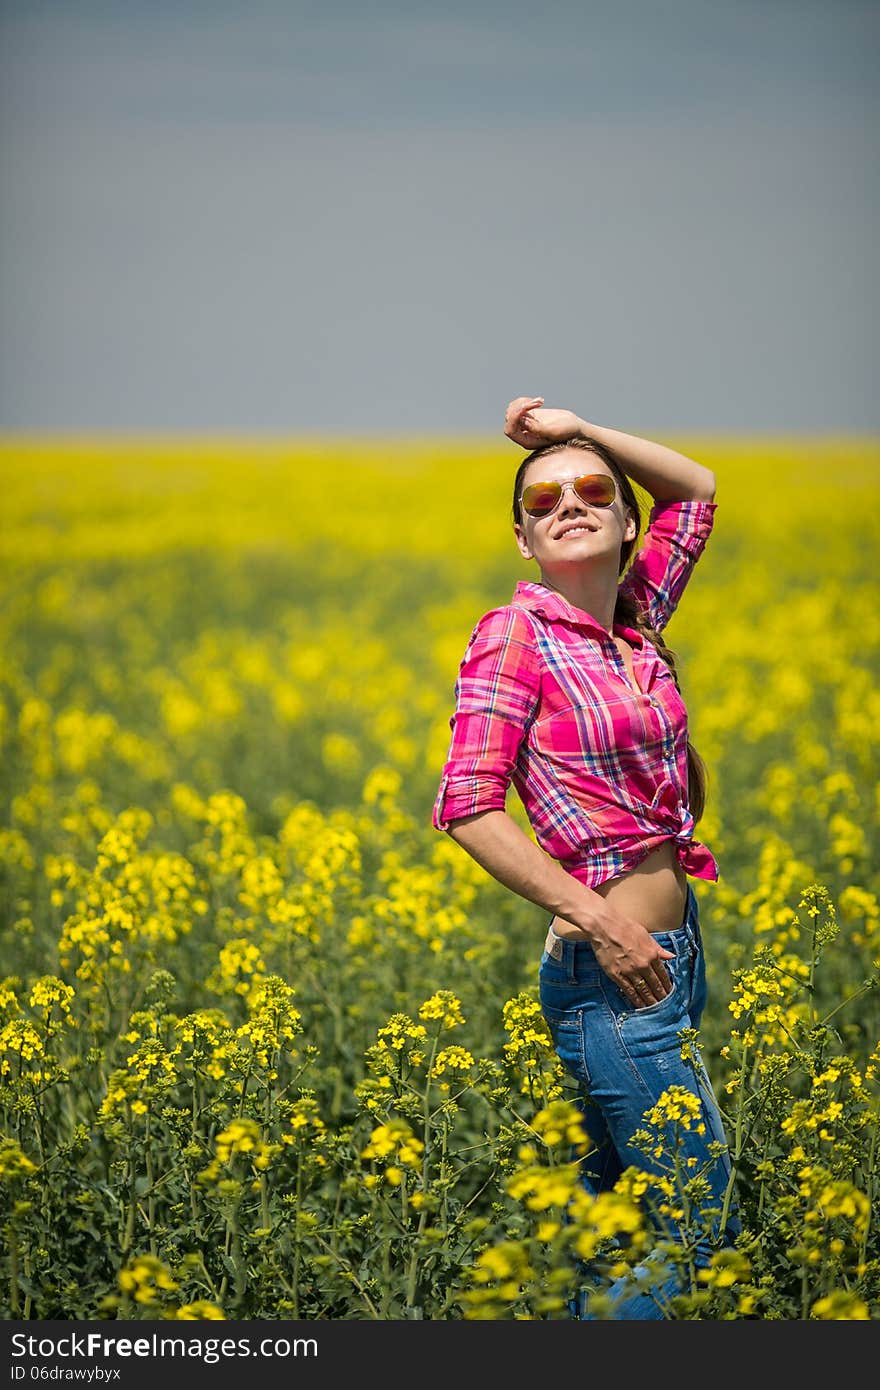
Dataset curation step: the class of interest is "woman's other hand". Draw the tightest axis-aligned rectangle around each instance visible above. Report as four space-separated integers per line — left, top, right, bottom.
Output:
504 397 587 450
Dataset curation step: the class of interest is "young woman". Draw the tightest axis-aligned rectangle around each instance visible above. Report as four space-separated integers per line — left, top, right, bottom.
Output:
431 396 740 1318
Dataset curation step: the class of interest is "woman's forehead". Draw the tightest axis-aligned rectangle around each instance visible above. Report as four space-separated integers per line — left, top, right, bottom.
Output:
523 451 613 483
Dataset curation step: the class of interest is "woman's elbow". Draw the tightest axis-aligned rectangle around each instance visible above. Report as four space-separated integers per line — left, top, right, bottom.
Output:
696 470 717 502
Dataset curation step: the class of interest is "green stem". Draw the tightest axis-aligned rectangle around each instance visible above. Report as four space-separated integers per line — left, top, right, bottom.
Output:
145 1116 156 1255
757 1128 771 1222
121 1120 137 1257
218 1222 232 1304
439 1124 450 1236
404 1029 441 1310
818 980 875 1027
380 1197 392 1318
310 1230 380 1318
859 1115 879 1268
719 1042 748 1239
188 1167 205 1243
806 906 831 1030
297 963 346 1119
330 1171 343 1255
22 1246 32 1320
194 1254 221 1301
292 1158 303 1318
231 1210 245 1308
8 1224 19 1317
260 1172 271 1234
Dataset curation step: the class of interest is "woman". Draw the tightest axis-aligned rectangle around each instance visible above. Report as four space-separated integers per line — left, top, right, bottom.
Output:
431 396 740 1318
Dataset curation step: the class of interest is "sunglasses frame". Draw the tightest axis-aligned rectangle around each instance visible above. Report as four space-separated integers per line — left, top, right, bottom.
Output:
518 472 618 519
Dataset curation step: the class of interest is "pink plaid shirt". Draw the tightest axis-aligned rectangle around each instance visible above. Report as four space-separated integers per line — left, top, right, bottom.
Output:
431 498 719 888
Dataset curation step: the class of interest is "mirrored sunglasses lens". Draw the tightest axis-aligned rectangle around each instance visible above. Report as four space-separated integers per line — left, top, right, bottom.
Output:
522 482 561 515
574 475 615 506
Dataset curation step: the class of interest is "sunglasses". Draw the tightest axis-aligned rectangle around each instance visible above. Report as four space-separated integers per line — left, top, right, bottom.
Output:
519 472 617 518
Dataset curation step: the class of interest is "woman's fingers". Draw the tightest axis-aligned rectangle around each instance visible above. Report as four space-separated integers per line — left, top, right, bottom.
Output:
644 962 674 1001
621 965 670 1007
504 398 546 449
505 396 544 431
627 951 676 1005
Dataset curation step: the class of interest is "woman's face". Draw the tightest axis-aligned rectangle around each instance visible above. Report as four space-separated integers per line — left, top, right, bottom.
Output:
512 449 637 573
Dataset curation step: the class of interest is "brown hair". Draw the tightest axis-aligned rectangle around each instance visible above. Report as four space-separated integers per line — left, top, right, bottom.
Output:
511 435 708 825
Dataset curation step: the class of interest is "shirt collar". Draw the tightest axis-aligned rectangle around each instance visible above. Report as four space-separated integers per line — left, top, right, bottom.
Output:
510 580 644 648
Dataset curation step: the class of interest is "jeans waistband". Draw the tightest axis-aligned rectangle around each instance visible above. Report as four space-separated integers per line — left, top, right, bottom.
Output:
542 882 699 965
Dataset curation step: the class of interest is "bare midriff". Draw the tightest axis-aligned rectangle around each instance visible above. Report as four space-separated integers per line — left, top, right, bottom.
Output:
548 839 690 937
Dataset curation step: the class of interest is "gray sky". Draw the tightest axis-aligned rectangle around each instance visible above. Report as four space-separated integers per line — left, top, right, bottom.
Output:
1 1 877 434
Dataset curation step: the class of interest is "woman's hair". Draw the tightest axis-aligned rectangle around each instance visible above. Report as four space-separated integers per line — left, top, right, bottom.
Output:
511 435 709 825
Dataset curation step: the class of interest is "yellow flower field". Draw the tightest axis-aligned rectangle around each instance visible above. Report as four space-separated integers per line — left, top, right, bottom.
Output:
1 435 878 1319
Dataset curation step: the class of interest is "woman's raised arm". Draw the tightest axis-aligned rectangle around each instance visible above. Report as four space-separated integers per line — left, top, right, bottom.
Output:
504 397 716 504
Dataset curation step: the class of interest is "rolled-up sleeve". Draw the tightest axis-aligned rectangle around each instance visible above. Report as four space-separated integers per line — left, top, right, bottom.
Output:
618 499 717 632
431 606 541 832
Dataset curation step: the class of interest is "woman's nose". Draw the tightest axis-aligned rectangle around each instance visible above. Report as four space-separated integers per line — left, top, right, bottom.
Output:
557 481 589 512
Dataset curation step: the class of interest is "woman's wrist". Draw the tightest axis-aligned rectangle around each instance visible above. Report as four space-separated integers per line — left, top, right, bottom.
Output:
565 887 611 944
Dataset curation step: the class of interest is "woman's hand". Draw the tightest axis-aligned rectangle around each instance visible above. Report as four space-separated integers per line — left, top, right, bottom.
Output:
504 397 588 451
552 908 675 1008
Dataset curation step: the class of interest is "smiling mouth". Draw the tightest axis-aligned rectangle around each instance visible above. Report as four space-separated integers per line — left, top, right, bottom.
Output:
557 525 597 539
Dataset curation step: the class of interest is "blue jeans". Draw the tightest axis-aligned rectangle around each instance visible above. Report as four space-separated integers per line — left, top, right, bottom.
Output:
538 882 741 1319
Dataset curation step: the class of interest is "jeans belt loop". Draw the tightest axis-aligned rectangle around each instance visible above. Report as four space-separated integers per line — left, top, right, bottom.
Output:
684 907 699 961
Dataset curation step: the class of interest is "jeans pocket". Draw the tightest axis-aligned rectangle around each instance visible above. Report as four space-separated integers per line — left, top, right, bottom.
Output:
617 960 683 1022
541 1006 592 1088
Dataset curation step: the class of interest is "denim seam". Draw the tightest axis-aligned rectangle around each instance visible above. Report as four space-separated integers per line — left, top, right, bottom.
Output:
571 1007 591 1088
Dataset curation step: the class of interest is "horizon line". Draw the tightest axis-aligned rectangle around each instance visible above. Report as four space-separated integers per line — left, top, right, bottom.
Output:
1 430 878 448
